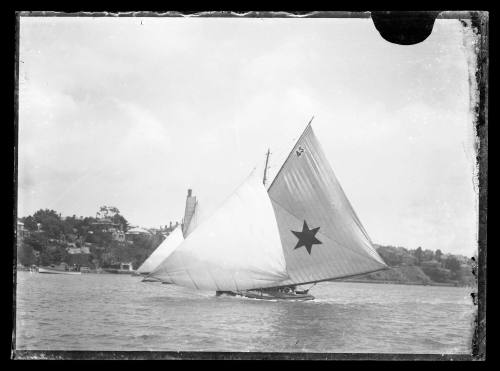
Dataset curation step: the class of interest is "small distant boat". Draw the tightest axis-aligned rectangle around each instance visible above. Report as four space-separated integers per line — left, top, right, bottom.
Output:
38 265 81 275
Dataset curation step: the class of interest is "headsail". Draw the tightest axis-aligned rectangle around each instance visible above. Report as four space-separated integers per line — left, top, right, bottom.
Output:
148 170 289 291
184 200 207 238
268 123 387 287
182 189 197 236
137 226 184 275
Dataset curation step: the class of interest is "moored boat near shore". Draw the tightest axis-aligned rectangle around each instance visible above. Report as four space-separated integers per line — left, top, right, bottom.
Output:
38 267 82 275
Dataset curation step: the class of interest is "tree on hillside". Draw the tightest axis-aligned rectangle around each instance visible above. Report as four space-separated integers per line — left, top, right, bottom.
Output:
98 206 120 219
39 245 68 266
414 247 423 265
444 256 461 279
22 215 38 231
86 229 113 247
420 265 451 283
96 206 128 231
112 213 129 231
32 209 64 238
422 249 435 262
23 233 48 252
375 245 415 266
435 249 443 262
17 241 36 266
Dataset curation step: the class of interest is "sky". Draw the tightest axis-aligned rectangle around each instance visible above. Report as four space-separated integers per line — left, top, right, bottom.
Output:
18 16 478 256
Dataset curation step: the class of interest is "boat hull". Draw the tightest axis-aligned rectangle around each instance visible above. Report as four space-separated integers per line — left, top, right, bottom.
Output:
216 290 315 301
142 276 162 282
38 267 81 275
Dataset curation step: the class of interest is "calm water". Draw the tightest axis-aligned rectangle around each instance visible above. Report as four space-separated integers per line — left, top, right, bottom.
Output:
15 272 475 353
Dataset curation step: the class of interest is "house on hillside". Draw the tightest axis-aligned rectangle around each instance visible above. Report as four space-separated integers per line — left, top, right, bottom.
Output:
91 217 126 242
125 227 153 244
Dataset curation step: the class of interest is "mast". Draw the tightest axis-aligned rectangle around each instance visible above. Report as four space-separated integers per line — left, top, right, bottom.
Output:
263 148 271 186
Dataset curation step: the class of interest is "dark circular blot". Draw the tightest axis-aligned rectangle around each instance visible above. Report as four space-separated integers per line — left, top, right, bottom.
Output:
371 11 441 45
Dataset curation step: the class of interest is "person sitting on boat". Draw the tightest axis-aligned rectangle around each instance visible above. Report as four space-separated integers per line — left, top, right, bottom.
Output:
282 286 297 294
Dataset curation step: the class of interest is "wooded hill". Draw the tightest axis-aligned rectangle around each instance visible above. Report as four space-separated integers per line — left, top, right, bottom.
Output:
17 208 477 287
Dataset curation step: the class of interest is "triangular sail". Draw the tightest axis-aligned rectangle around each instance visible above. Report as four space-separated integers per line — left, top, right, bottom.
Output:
148 170 289 291
143 198 204 283
268 124 387 287
137 226 184 275
182 190 197 236
184 200 207 237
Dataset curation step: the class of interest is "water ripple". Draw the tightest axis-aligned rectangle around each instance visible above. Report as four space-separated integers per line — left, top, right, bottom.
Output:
15 272 476 353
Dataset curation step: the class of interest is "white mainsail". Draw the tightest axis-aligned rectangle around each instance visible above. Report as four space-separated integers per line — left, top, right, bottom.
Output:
268 124 387 287
148 170 289 291
136 226 184 275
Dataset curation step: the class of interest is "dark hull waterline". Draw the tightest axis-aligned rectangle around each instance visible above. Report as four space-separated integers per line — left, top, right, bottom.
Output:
216 290 315 301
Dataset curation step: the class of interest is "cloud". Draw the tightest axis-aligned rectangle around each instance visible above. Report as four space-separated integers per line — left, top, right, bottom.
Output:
17 17 478 256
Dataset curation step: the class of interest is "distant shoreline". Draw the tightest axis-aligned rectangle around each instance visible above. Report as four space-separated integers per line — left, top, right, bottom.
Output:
335 278 470 288
17 269 473 289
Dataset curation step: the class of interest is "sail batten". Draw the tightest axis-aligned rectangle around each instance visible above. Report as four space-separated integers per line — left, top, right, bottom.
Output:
267 124 387 287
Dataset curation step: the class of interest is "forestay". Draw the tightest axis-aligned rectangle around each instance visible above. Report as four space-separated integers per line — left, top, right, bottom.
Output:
148 170 289 291
137 226 184 275
268 124 387 287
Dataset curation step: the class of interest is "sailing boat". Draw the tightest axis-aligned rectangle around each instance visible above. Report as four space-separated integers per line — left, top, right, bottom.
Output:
136 226 184 281
149 169 288 290
137 190 199 282
148 119 388 300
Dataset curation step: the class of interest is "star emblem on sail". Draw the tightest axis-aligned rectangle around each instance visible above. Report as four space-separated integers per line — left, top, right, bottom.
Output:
148 170 290 291
266 123 388 286
291 221 322 255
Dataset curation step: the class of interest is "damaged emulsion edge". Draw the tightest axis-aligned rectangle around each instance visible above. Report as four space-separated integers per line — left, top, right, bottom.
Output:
12 10 487 361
